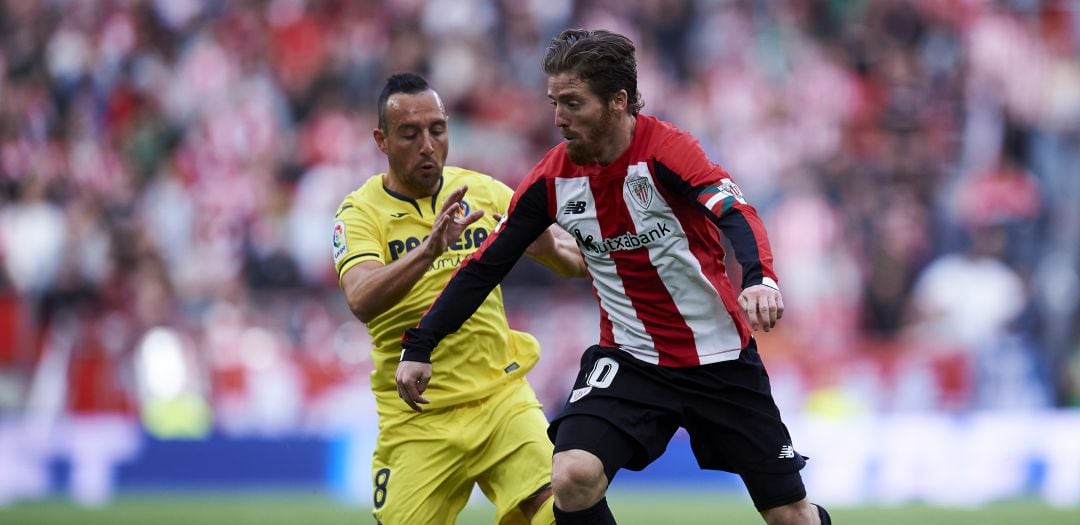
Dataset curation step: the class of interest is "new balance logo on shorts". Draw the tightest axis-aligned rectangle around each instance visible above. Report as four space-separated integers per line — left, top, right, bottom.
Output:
562 201 587 215
777 445 795 459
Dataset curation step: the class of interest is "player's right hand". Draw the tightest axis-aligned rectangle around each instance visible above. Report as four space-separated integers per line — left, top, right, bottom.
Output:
395 360 432 412
738 284 784 332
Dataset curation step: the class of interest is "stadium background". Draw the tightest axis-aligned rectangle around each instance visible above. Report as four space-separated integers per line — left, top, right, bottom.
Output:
1 0 1079 522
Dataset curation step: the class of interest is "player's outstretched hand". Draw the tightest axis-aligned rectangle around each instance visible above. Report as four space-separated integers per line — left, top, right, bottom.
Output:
738 284 784 332
395 360 432 412
425 185 485 258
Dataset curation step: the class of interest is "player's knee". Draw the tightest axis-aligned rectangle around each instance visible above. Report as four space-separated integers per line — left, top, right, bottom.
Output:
551 450 607 506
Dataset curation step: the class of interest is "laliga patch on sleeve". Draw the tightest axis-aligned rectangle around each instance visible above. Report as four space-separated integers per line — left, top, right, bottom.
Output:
332 220 348 264
716 179 747 204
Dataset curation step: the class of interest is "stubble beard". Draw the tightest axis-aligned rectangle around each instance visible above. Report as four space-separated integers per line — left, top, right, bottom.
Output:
566 141 590 165
410 168 442 193
565 107 614 166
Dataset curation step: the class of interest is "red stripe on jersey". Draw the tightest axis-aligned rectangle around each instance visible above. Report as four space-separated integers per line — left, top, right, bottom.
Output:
589 175 699 366
545 176 558 218
653 169 751 346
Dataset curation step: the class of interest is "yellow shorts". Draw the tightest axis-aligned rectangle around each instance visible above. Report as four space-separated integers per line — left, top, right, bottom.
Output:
371 379 552 525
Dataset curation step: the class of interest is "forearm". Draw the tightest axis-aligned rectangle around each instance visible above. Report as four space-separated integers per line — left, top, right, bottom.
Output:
716 202 777 289
401 249 516 362
402 209 550 360
526 226 587 278
343 248 435 323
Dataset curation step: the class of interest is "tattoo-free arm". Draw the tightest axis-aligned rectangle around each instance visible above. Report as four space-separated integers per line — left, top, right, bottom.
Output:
526 225 587 278
340 185 484 323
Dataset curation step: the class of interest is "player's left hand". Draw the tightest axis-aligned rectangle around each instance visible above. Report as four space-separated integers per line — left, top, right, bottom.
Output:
395 360 432 412
738 284 784 332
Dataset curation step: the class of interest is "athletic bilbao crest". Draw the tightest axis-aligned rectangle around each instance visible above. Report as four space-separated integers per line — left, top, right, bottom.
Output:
626 174 652 210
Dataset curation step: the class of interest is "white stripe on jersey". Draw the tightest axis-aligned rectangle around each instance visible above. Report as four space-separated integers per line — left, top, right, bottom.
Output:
623 163 743 364
554 176 659 363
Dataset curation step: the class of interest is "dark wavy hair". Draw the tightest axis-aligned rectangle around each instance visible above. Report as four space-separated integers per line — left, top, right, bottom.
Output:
542 29 644 115
377 73 431 131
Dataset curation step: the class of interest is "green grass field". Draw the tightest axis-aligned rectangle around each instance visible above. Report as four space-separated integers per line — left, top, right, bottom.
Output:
2 490 1078 524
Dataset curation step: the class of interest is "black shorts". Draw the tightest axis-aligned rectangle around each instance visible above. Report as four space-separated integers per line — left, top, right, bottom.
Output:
549 341 808 510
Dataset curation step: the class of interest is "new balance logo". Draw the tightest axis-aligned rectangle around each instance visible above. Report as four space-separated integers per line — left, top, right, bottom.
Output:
562 201 587 215
778 445 795 459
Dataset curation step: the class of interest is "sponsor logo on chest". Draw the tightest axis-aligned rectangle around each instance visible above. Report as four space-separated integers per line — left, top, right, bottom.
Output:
559 162 673 256
571 222 673 255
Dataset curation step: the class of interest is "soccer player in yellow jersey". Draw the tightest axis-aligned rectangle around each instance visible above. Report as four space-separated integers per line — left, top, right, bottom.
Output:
333 73 585 525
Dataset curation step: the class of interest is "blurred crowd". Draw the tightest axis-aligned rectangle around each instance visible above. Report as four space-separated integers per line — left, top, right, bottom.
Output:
0 0 1079 437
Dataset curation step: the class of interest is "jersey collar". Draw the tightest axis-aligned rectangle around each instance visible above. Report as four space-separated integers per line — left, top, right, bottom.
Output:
381 175 444 217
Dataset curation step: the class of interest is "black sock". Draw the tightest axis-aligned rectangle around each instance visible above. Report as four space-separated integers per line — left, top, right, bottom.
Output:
815 503 831 525
553 497 616 525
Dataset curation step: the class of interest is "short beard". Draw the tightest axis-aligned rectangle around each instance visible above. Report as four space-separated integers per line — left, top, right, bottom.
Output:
565 106 614 165
566 142 589 164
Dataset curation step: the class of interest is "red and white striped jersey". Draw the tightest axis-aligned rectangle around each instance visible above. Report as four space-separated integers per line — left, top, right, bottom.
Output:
403 114 778 368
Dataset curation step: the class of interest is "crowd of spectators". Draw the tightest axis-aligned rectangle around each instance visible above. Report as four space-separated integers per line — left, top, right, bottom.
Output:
1 0 1078 436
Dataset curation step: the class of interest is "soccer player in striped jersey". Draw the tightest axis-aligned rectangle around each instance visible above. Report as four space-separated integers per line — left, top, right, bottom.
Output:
397 31 830 525
336 73 584 525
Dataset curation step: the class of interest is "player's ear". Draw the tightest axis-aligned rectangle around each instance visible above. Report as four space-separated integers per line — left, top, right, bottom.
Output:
373 127 388 154
610 89 628 114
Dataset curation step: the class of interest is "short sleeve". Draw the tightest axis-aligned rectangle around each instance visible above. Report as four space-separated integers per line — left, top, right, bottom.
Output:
333 201 384 282
489 177 514 215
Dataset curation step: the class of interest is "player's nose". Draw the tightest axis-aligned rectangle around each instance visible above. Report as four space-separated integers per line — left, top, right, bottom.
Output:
419 130 435 154
554 106 569 128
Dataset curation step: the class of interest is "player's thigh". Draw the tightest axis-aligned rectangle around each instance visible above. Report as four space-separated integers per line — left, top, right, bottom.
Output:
474 382 553 524
683 345 804 474
371 422 473 525
549 347 680 475
740 470 808 512
552 414 640 483
682 345 807 509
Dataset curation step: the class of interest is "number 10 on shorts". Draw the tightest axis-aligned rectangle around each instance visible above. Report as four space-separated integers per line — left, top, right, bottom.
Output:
571 357 620 403
587 357 619 388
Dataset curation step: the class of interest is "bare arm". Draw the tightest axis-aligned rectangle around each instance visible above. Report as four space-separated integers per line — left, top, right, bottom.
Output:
527 226 587 278
340 185 484 323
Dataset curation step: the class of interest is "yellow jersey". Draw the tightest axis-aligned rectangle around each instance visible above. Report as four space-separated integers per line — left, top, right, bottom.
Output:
333 166 540 418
